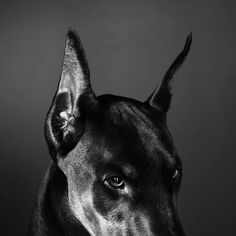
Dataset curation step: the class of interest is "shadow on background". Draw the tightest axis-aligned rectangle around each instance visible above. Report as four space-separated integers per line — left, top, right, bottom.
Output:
0 0 235 235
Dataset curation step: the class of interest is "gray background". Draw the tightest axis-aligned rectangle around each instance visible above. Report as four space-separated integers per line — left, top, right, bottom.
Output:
0 0 235 235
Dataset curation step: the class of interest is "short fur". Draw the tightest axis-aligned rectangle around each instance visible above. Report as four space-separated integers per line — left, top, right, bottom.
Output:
29 29 192 236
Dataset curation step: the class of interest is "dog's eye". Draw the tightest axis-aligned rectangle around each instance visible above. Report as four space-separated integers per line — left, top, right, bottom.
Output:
105 176 125 189
172 169 181 182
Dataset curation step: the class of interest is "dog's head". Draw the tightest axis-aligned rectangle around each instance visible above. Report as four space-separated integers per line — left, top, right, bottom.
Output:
45 30 191 236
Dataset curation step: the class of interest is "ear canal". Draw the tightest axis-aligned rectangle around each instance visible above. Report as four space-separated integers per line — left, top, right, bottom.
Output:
45 29 96 157
146 33 192 113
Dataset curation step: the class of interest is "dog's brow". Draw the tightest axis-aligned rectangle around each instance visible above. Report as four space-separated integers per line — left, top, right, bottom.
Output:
103 148 113 161
122 164 137 179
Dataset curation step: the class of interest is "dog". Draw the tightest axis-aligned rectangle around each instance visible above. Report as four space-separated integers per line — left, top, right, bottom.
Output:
29 29 192 236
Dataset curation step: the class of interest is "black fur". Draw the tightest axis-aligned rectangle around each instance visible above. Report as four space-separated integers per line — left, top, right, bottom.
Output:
29 30 192 236
147 33 192 113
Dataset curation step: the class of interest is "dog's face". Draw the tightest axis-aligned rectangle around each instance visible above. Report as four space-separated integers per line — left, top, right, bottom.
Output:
45 30 191 236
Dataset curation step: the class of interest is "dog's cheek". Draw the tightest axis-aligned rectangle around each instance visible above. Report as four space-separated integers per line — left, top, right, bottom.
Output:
92 183 155 235
92 181 126 221
65 165 99 235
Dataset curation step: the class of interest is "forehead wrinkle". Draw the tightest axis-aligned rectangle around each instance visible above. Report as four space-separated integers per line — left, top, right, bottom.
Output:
103 101 175 166
116 102 153 128
116 102 174 162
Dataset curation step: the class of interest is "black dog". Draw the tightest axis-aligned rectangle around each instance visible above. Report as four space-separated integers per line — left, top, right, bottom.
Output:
29 29 192 236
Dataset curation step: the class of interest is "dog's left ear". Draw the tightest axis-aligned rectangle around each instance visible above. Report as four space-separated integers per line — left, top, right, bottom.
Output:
146 33 192 114
45 29 96 158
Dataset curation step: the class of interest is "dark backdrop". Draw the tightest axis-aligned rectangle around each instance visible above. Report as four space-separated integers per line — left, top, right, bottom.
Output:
0 0 235 235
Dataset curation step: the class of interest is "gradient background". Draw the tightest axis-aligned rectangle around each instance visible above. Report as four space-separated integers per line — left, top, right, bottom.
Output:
0 0 235 235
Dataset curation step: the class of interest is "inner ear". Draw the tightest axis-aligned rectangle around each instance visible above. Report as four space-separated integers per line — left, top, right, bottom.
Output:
57 30 91 113
45 29 97 159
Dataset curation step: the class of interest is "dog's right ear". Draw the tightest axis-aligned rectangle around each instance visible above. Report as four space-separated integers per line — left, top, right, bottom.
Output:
45 29 96 159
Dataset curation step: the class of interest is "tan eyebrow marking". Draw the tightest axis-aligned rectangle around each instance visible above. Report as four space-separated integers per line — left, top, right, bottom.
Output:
122 164 137 179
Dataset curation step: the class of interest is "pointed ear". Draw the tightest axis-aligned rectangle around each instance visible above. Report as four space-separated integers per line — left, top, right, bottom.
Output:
146 33 192 113
45 29 96 158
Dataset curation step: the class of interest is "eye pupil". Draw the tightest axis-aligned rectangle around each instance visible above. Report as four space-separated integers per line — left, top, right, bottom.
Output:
113 177 120 183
